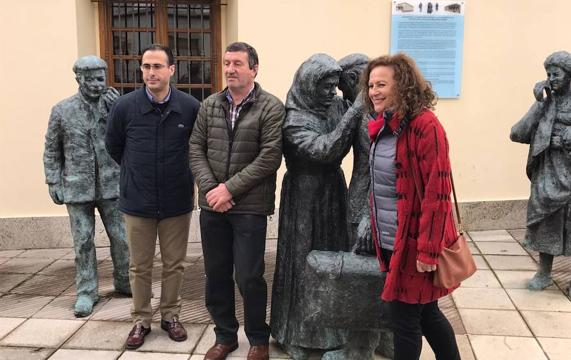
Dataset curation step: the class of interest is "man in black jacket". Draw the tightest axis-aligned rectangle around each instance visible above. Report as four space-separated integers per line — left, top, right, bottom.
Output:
106 44 200 349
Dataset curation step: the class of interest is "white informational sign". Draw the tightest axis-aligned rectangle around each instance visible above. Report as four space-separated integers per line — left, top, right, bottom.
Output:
390 1 465 98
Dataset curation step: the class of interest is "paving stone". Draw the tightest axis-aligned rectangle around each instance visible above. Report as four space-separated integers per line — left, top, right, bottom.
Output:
48 349 122 360
521 311 571 338
38 259 75 276
418 335 474 360
11 274 74 296
452 288 515 310
467 242 479 254
537 337 571 360
552 271 571 293
494 270 552 289
63 321 134 350
0 258 54 274
484 255 537 271
0 250 25 258
469 335 546 360
551 256 571 275
91 296 159 322
471 255 489 270
441 305 466 335
460 269 501 288
0 318 84 347
32 295 109 320
475 241 528 256
0 273 30 292
0 317 25 340
467 230 515 242
96 247 112 261
0 294 54 317
458 309 532 336
152 300 211 324
118 352 190 360
0 346 54 360
16 248 72 259
507 289 571 311
186 242 203 257
136 323 205 353
507 229 526 242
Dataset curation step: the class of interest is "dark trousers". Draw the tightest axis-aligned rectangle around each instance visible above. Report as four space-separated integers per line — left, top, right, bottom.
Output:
382 249 460 360
200 210 270 345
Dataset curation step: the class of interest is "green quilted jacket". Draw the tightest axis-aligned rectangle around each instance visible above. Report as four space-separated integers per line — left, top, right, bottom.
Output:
189 83 285 215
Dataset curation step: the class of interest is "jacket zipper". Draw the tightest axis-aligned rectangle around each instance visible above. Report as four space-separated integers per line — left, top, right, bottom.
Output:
155 110 161 217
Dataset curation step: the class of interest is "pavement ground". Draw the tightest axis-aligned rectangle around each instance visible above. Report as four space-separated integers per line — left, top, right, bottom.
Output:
1 229 570 359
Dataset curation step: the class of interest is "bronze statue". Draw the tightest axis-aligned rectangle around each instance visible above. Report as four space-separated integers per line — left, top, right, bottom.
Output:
338 53 376 255
510 50 571 296
271 54 361 359
43 56 130 317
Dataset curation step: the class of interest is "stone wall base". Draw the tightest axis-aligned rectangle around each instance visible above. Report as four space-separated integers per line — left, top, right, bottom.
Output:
0 200 525 250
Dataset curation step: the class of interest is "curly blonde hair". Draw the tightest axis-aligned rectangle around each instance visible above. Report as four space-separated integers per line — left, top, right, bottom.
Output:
361 53 437 119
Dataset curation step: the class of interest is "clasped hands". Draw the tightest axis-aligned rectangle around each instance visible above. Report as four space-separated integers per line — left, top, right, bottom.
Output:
206 183 234 213
416 260 437 273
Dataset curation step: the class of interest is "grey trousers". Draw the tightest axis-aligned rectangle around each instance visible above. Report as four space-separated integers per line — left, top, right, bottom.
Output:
66 199 129 300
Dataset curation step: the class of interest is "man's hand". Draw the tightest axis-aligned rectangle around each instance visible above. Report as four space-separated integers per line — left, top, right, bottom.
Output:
48 184 64 205
416 260 437 273
206 183 234 212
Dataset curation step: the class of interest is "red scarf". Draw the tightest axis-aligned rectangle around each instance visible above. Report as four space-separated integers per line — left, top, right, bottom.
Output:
368 113 385 141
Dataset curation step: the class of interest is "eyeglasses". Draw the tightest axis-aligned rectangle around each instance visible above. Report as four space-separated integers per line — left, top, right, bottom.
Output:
140 63 169 71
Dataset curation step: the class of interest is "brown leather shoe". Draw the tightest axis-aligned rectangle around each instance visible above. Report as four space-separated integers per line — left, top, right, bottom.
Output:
125 324 151 349
247 345 269 360
204 342 238 360
160 315 187 341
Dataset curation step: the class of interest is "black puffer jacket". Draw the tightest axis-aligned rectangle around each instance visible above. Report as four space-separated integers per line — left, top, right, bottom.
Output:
189 83 284 215
106 86 200 219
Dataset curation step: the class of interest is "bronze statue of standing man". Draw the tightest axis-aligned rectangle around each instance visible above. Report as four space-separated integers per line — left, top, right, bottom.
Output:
511 50 571 296
43 56 130 317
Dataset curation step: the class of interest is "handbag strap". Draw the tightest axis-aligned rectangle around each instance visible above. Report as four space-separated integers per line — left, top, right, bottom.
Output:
406 134 463 233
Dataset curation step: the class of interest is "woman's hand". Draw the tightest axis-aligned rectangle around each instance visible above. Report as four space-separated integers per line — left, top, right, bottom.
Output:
416 260 437 273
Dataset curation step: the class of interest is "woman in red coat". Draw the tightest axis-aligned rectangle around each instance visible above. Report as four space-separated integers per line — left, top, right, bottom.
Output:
363 53 460 360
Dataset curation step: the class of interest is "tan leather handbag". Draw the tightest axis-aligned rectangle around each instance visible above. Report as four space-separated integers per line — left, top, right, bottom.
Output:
410 161 476 288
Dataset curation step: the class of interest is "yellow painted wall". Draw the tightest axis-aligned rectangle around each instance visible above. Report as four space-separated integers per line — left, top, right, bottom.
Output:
228 0 570 203
1 0 570 218
0 0 99 217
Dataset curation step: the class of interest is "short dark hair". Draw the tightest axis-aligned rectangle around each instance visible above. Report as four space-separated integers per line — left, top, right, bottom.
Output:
225 42 258 69
142 44 175 65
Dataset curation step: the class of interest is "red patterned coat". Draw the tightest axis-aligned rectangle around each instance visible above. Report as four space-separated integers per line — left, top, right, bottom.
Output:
369 109 458 304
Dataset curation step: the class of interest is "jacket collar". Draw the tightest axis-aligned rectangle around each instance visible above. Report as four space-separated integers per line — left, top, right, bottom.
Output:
217 82 261 110
138 85 182 114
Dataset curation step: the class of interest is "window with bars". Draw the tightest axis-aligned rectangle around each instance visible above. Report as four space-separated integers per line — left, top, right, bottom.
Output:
98 0 220 101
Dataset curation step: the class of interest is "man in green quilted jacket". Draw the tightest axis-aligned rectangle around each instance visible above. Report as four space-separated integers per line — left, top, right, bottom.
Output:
189 42 284 360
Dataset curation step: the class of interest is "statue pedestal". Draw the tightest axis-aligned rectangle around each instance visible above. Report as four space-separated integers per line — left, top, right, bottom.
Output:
302 251 394 359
